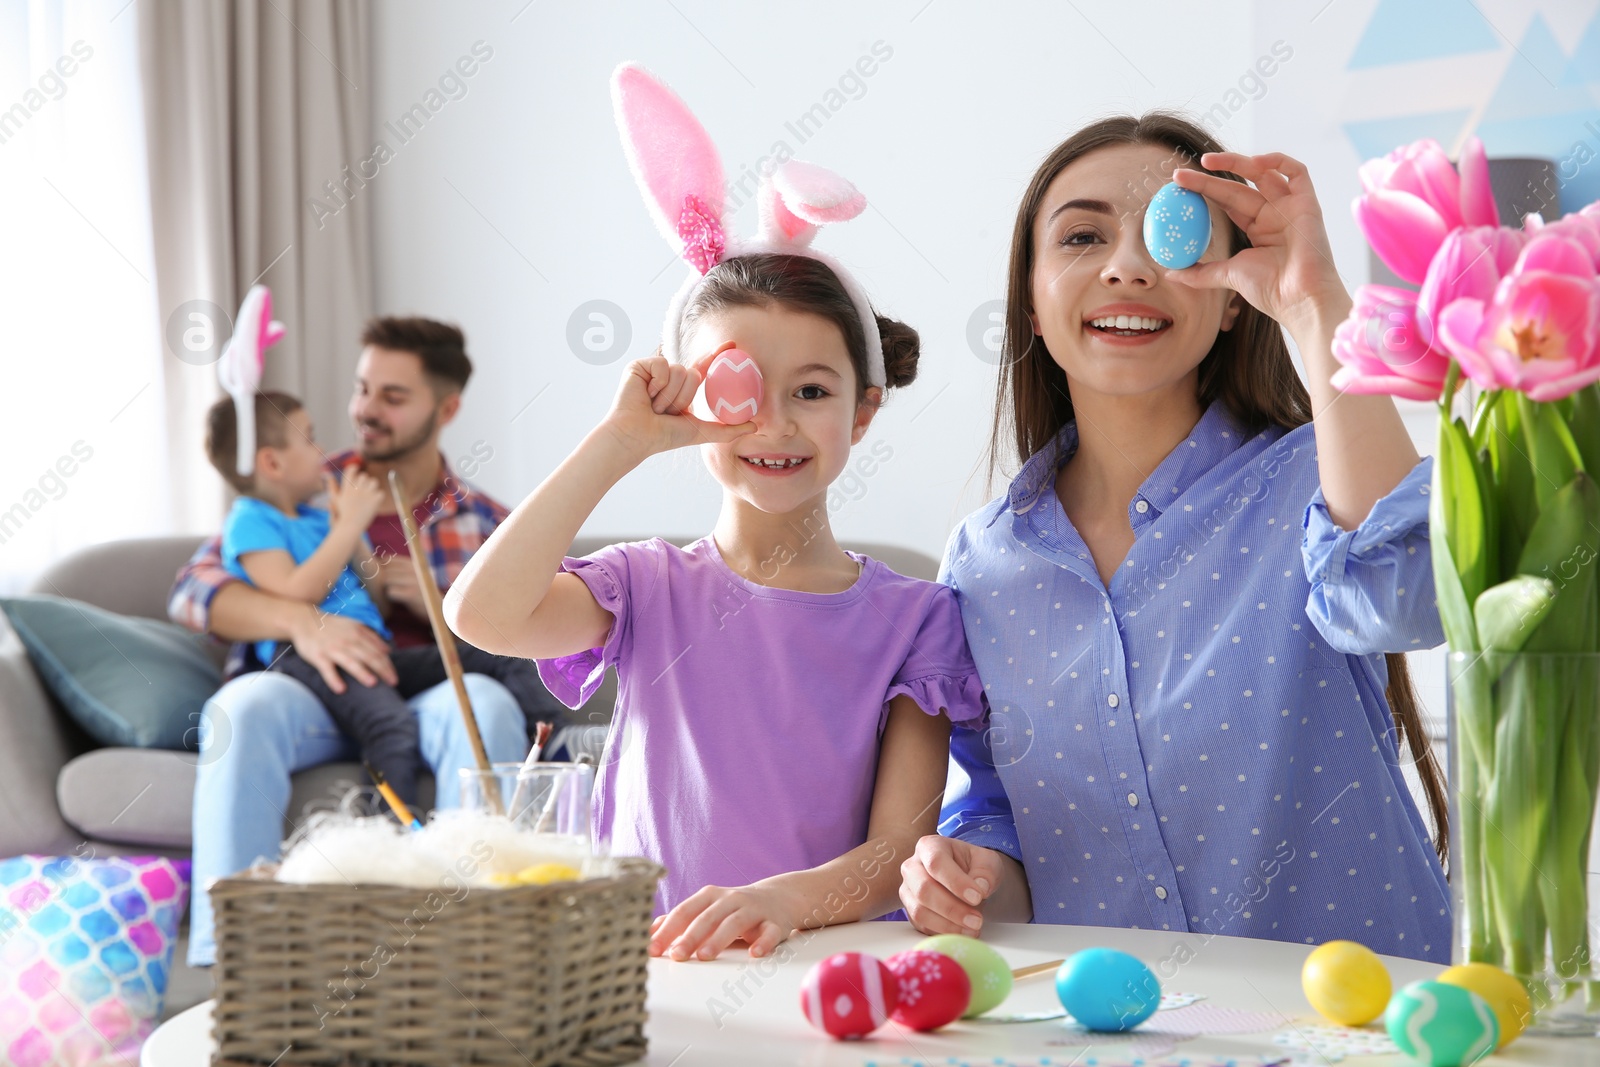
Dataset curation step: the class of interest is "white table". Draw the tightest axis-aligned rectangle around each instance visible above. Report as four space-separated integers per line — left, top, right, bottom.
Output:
143 921 1597 1064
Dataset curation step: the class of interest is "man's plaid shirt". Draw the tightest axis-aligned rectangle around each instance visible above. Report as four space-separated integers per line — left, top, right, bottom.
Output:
167 449 509 678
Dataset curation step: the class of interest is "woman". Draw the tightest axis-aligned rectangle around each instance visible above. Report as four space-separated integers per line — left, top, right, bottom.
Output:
898 114 1452 961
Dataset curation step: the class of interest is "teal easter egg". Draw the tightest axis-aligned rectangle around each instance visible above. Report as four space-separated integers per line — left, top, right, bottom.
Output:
912 934 1012 1017
1384 980 1499 1066
1054 948 1161 1031
1143 181 1211 269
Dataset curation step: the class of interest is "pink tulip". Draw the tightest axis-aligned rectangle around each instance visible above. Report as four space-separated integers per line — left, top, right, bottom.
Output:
1525 209 1600 270
1435 232 1600 401
1416 226 1527 347
1332 284 1454 401
1353 138 1499 285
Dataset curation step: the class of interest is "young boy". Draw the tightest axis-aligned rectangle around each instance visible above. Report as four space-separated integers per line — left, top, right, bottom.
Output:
205 390 534 805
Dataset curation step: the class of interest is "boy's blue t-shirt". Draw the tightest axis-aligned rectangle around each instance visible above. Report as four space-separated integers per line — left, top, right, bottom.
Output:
220 496 389 664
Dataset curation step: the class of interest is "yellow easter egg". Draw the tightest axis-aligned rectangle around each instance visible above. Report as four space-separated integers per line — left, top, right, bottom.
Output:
487 872 520 887
513 863 581 885
1301 940 1392 1026
1438 962 1531 1048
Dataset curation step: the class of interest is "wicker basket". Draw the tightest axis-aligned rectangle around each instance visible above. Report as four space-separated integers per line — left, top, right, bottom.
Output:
208 857 665 1067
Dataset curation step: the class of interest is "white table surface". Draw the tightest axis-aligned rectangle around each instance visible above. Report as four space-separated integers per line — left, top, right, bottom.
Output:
143 921 1598 1065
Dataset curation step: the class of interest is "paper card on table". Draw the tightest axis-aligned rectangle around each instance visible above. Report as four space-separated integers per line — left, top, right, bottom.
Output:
970 991 1205 1024
862 1057 1291 1067
1158 991 1206 1010
1043 1029 1180 1059
967 1007 1068 1023
1142 1003 1291 1034
1270 1020 1399 1059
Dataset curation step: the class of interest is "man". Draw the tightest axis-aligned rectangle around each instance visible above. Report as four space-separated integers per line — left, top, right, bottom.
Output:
171 316 559 967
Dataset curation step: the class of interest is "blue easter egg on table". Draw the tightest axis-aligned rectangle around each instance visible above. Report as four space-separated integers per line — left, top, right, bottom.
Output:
1054 947 1161 1032
1143 182 1211 269
1384 980 1499 1067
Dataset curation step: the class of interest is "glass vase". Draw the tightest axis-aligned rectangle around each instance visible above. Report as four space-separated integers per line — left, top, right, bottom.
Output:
1448 651 1600 1035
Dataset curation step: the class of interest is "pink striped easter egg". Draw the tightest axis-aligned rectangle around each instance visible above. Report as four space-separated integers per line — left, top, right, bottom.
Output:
703 349 762 424
799 951 898 1039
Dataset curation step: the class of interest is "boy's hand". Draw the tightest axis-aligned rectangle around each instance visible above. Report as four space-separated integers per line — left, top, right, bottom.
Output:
600 350 753 460
647 879 805 961
326 463 387 531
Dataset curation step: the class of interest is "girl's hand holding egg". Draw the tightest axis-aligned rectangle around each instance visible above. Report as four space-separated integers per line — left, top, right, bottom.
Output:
601 349 753 461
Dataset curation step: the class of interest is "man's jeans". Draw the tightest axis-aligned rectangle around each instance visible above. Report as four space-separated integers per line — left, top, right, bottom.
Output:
186 670 529 967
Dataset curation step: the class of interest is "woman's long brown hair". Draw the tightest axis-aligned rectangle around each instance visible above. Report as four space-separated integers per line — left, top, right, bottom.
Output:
989 111 1449 865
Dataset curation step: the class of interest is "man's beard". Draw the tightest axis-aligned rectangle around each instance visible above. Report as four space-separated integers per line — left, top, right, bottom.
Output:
356 409 437 462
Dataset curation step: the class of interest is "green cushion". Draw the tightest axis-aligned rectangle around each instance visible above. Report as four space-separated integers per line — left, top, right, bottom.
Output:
0 595 222 750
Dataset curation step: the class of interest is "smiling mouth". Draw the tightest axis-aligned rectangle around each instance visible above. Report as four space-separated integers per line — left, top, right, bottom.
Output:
741 456 809 470
1087 315 1172 337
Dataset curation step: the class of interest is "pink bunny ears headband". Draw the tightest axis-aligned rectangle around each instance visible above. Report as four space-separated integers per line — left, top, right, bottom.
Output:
611 62 885 390
216 285 286 477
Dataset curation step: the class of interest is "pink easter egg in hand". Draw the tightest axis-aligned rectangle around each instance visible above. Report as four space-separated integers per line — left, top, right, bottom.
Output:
885 949 972 1031
703 348 762 424
799 951 899 1040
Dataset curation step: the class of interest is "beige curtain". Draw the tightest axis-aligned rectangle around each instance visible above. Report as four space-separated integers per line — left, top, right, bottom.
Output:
138 0 372 531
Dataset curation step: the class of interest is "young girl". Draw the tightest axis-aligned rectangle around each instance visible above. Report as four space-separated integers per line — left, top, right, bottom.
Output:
444 65 986 962
898 113 1454 962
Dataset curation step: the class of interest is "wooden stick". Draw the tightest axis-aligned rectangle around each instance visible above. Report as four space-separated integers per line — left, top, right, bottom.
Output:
386 470 502 815
1011 958 1065 981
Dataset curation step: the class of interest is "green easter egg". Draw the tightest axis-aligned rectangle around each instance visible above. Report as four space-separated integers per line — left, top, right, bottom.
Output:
1384 980 1498 1067
913 934 1013 1017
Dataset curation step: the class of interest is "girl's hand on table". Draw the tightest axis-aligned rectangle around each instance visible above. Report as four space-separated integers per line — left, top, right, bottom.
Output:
648 880 805 961
899 835 1009 935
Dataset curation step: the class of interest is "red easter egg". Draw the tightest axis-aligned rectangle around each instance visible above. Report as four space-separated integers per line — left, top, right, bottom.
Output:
799 951 899 1039
885 949 972 1031
703 348 762 423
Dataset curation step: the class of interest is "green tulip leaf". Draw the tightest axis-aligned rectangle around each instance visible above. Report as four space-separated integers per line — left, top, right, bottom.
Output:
1440 415 1489 605
1515 473 1600 653
1488 391 1537 573
1568 383 1600 478
1432 442 1480 651
1473 576 1558 653
1519 394 1580 513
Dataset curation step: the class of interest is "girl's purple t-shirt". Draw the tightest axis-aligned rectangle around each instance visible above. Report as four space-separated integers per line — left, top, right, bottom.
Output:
537 536 988 914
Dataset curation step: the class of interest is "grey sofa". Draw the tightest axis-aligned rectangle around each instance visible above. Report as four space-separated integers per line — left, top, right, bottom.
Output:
0 533 939 1014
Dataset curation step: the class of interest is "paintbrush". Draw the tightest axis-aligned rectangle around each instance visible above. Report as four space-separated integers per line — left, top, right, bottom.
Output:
365 761 423 830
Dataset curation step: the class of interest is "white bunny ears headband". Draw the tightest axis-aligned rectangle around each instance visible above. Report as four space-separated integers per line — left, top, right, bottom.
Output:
611 62 885 389
215 285 286 477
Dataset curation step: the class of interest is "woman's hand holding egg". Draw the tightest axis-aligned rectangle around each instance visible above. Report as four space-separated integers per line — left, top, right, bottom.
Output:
1165 151 1351 341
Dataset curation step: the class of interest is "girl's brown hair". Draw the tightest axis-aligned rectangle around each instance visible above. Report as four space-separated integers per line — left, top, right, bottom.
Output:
679 253 920 401
991 111 1449 864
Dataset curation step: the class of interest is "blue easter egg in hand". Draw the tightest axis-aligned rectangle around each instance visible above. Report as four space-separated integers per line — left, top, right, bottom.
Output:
1055 948 1161 1032
1143 181 1211 269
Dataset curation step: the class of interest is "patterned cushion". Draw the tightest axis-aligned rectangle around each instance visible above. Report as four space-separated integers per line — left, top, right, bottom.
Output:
0 855 190 1066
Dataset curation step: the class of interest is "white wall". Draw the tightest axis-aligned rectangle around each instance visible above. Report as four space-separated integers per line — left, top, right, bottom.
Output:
367 0 1258 561
373 1 1597 748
